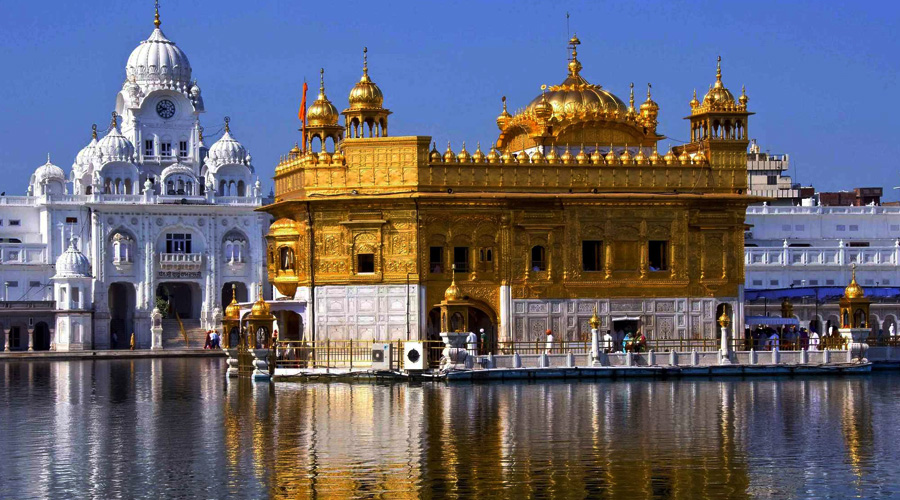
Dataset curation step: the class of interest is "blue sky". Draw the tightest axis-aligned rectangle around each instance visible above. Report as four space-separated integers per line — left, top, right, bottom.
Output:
1 0 898 198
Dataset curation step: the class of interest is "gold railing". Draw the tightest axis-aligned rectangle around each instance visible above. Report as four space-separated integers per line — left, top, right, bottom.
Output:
273 340 447 370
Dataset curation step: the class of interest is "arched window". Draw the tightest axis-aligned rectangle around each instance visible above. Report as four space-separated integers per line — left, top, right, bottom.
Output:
124 178 133 194
280 247 295 271
219 180 226 196
112 233 134 264
237 180 246 197
531 246 546 272
104 178 112 194
223 231 247 263
166 181 175 195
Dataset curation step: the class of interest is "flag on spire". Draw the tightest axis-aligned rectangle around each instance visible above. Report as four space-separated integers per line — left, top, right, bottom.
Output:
298 80 308 151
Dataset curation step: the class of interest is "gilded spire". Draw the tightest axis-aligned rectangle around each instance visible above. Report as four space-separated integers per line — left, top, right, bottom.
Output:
91 123 98 140
629 82 635 110
154 0 161 28
110 111 118 130
318 68 326 98
224 116 230 133
714 55 723 88
567 33 582 76
363 46 368 76
647 82 652 99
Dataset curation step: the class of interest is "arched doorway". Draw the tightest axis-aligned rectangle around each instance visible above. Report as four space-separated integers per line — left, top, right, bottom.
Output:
32 322 50 351
469 307 495 354
275 310 303 341
221 282 248 310
109 283 136 349
156 282 199 319
8 326 26 351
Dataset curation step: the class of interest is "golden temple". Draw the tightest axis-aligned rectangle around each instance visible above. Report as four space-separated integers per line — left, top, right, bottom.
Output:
264 35 758 344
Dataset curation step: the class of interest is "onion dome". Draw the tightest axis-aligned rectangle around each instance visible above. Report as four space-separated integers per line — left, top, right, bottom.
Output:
486 145 501 163
640 84 659 123
648 144 662 164
633 147 648 165
250 293 271 318
590 144 603 164
53 239 91 279
530 147 545 163
605 146 620 165
501 148 515 164
689 89 700 109
702 56 736 106
545 146 559 163
692 149 708 165
207 117 248 167
125 5 192 90
224 285 242 320
332 148 344 164
844 268 865 299
560 145 574 164
516 150 530 164
619 146 633 165
444 270 461 302
739 85 749 107
443 142 456 163
627 83 636 117
97 112 135 162
496 96 512 130
33 154 66 185
307 69 339 127
289 143 301 158
533 90 553 122
73 124 100 175
429 142 442 162
347 47 384 110
522 34 627 120
663 146 677 165
456 142 470 163
575 145 589 165
678 148 690 165
472 143 485 163
319 150 332 163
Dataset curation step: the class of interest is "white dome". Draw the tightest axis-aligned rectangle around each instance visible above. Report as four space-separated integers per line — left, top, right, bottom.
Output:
96 119 135 163
207 127 248 168
33 156 66 184
53 241 92 279
126 28 192 90
73 126 99 177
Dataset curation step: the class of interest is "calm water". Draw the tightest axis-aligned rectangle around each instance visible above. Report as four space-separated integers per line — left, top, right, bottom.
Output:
1 360 899 499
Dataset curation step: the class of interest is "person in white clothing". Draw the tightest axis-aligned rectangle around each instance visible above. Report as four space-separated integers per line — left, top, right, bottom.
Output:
545 329 555 353
466 331 478 357
809 331 820 351
767 331 779 351
602 330 614 353
890 323 896 338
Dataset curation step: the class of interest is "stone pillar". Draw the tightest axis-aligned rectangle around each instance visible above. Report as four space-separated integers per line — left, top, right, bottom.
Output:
4 327 10 351
0 326 6 351
840 327 869 363
27 326 34 352
150 307 163 350
590 327 600 366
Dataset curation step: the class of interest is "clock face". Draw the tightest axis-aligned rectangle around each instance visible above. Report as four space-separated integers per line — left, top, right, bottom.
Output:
156 99 176 119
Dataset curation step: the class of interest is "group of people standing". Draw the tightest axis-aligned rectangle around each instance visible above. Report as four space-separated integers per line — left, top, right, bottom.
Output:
203 330 221 349
744 325 836 351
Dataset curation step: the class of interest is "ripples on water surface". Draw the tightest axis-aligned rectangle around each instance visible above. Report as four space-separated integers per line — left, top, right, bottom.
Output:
1 359 899 499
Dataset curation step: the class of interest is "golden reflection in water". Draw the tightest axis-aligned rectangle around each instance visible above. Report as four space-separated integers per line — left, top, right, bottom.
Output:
841 378 874 488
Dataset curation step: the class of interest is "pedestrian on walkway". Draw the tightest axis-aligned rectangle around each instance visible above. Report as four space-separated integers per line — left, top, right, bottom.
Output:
545 329 554 354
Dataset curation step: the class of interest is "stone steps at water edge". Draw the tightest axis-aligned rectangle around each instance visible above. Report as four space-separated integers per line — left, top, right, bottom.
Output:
161 319 208 349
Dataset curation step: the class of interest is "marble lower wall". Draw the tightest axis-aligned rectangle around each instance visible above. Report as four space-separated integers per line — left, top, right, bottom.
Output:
314 284 421 341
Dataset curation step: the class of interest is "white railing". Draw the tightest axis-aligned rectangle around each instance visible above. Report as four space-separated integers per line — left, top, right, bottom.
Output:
99 194 143 203
0 196 37 206
0 244 47 265
745 246 899 267
747 205 900 215
159 253 203 264
215 196 262 206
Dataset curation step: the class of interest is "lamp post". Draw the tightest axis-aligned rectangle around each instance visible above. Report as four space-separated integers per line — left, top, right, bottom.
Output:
718 309 732 364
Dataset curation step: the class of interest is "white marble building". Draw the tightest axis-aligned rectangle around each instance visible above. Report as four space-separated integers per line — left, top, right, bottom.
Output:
0 9 268 351
744 203 900 334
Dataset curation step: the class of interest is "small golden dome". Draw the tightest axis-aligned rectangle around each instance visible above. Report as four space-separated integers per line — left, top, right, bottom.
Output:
702 56 736 106
332 148 344 164
545 146 559 163
471 142 485 163
530 147 545 163
307 69 339 127
560 145 573 164
589 308 600 329
269 218 301 237
496 96 512 130
533 91 553 121
844 268 865 299
348 48 385 110
443 142 456 163
605 145 620 165
501 148 515 164
429 142 442 162
678 148 690 165
739 85 748 106
487 145 501 163
633 147 647 165
575 145 589 165
516 150 530 164
692 149 707 165
224 284 241 320
443 271 461 302
689 89 700 109
718 310 731 328
663 146 677 165
648 144 661 164
250 289 271 318
456 142 470 163
590 144 603 164
619 146 633 165
289 143 301 157
319 150 332 163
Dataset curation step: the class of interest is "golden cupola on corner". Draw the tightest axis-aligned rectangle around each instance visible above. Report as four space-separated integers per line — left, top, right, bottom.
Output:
495 34 663 152
343 47 391 138
304 68 344 152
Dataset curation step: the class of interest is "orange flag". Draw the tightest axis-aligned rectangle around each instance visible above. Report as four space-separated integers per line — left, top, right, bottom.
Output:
298 80 308 151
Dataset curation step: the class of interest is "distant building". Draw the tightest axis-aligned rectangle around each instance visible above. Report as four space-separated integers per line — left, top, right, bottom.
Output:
746 140 812 205
817 187 883 206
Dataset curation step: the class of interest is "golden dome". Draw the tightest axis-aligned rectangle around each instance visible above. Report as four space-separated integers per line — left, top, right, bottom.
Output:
689 89 700 109
560 145 574 164
269 218 301 238
307 69 339 127
332 148 344 164
663 146 677 165
640 83 659 124
347 47 384 110
545 146 559 163
249 284 272 318
496 96 512 130
739 85 749 106
678 148 690 165
718 310 731 328
589 308 600 330
844 268 865 299
516 150 530 164
633 147 647 165
605 145 620 165
289 143 301 157
701 56 736 106
501 148 515 164
224 284 241 320
575 145 589 165
530 147 545 163
456 142 470 163
619 146 633 165
533 90 553 121
429 142 442 162
487 145 500 163
443 142 456 163
648 144 662 164
471 142 485 163
443 270 461 302
692 149 707 165
590 144 603 164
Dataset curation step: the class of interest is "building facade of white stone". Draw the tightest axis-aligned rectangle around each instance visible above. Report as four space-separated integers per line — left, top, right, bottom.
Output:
0 11 268 351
